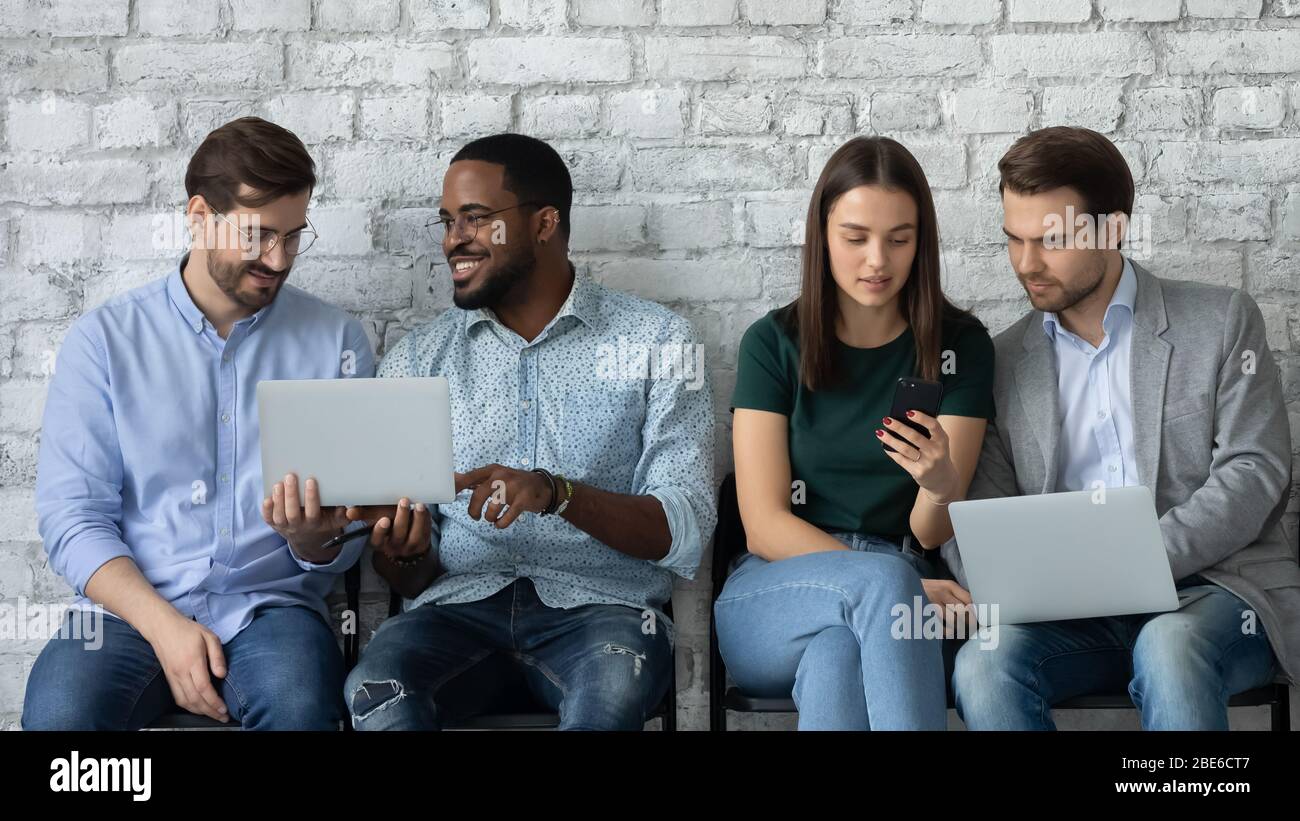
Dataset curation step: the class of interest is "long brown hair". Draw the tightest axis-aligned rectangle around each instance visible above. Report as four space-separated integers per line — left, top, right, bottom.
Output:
782 136 980 390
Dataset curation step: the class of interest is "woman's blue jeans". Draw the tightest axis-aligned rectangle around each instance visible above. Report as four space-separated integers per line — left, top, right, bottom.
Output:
714 533 948 730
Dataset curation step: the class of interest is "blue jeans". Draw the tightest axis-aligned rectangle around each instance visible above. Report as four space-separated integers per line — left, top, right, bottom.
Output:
22 604 345 730
714 533 948 730
345 578 671 730
952 579 1279 730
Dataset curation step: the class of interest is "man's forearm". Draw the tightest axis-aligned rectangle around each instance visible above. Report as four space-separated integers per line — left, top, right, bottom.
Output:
1160 456 1290 579
559 482 671 561
83 556 182 642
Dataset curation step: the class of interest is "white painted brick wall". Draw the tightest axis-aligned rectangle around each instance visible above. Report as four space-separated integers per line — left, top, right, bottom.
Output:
1 1 1297 731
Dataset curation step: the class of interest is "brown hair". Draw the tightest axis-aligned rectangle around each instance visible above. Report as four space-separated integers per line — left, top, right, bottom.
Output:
998 126 1134 221
185 116 316 211
783 136 980 390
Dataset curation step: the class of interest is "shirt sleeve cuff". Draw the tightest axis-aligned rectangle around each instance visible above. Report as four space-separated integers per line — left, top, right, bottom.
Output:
647 488 703 580
291 520 369 573
64 535 134 597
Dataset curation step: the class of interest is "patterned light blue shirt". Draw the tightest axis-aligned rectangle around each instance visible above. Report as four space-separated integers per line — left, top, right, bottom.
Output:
35 258 375 643
377 273 716 638
1043 257 1139 492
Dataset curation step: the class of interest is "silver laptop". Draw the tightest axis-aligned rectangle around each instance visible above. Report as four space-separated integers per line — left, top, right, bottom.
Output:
948 486 1180 625
257 377 456 507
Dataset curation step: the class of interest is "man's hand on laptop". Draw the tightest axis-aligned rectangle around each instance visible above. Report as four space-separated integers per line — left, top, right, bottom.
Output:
261 473 351 564
922 579 979 638
345 498 432 564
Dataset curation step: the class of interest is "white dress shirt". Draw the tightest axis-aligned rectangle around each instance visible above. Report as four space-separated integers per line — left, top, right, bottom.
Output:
1043 257 1140 492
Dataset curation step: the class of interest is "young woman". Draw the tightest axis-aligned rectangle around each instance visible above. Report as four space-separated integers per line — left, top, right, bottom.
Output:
715 136 995 730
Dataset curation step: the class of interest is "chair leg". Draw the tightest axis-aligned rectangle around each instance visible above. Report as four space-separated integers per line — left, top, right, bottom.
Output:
662 663 677 732
1272 684 1291 732
344 563 361 672
709 620 727 732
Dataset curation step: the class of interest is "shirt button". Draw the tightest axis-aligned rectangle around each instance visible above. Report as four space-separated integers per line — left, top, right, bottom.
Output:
1097 410 1107 420
221 413 230 423
520 399 530 410
222 353 231 362
512 554 523 562
1108 465 1117 473
219 474 229 483
194 322 203 332
521 456 531 466
220 527 229 536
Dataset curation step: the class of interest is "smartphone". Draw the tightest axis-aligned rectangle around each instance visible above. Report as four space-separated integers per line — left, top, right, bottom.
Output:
883 377 944 453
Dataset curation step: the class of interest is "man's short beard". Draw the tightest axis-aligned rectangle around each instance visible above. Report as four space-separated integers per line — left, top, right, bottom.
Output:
452 245 536 311
209 254 284 311
1028 252 1107 314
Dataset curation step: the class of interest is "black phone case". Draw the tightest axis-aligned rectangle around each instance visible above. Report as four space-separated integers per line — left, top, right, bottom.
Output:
883 377 944 453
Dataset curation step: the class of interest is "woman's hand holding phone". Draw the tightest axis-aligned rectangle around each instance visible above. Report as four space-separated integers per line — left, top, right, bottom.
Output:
876 410 960 506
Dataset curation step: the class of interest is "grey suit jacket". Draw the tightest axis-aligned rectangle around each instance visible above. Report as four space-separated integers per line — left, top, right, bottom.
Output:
943 261 1300 683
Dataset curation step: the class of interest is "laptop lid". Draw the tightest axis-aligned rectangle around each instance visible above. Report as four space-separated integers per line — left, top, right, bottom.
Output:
257 376 456 507
948 486 1179 624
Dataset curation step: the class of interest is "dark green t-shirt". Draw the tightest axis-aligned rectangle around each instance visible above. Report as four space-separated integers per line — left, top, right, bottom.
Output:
732 308 996 540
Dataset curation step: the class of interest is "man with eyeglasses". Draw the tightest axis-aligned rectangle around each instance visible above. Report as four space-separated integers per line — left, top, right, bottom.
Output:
343 133 716 730
22 117 375 730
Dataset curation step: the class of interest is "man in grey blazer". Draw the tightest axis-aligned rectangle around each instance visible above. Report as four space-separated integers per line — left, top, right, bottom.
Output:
944 126 1300 730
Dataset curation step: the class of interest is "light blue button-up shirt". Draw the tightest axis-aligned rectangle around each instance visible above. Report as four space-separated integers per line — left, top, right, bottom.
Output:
1043 257 1139 492
376 273 716 639
35 257 375 643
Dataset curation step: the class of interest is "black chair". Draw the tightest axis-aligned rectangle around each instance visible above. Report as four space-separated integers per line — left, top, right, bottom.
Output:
367 581 677 730
144 563 364 731
708 472 1292 731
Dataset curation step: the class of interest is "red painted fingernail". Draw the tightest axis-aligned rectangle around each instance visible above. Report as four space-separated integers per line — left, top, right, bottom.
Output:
882 417 891 425
875 429 885 437
906 410 916 418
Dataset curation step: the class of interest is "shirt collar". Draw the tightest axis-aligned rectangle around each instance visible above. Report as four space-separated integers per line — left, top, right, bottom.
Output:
169 253 276 335
168 256 207 334
1042 256 1136 341
463 262 597 337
